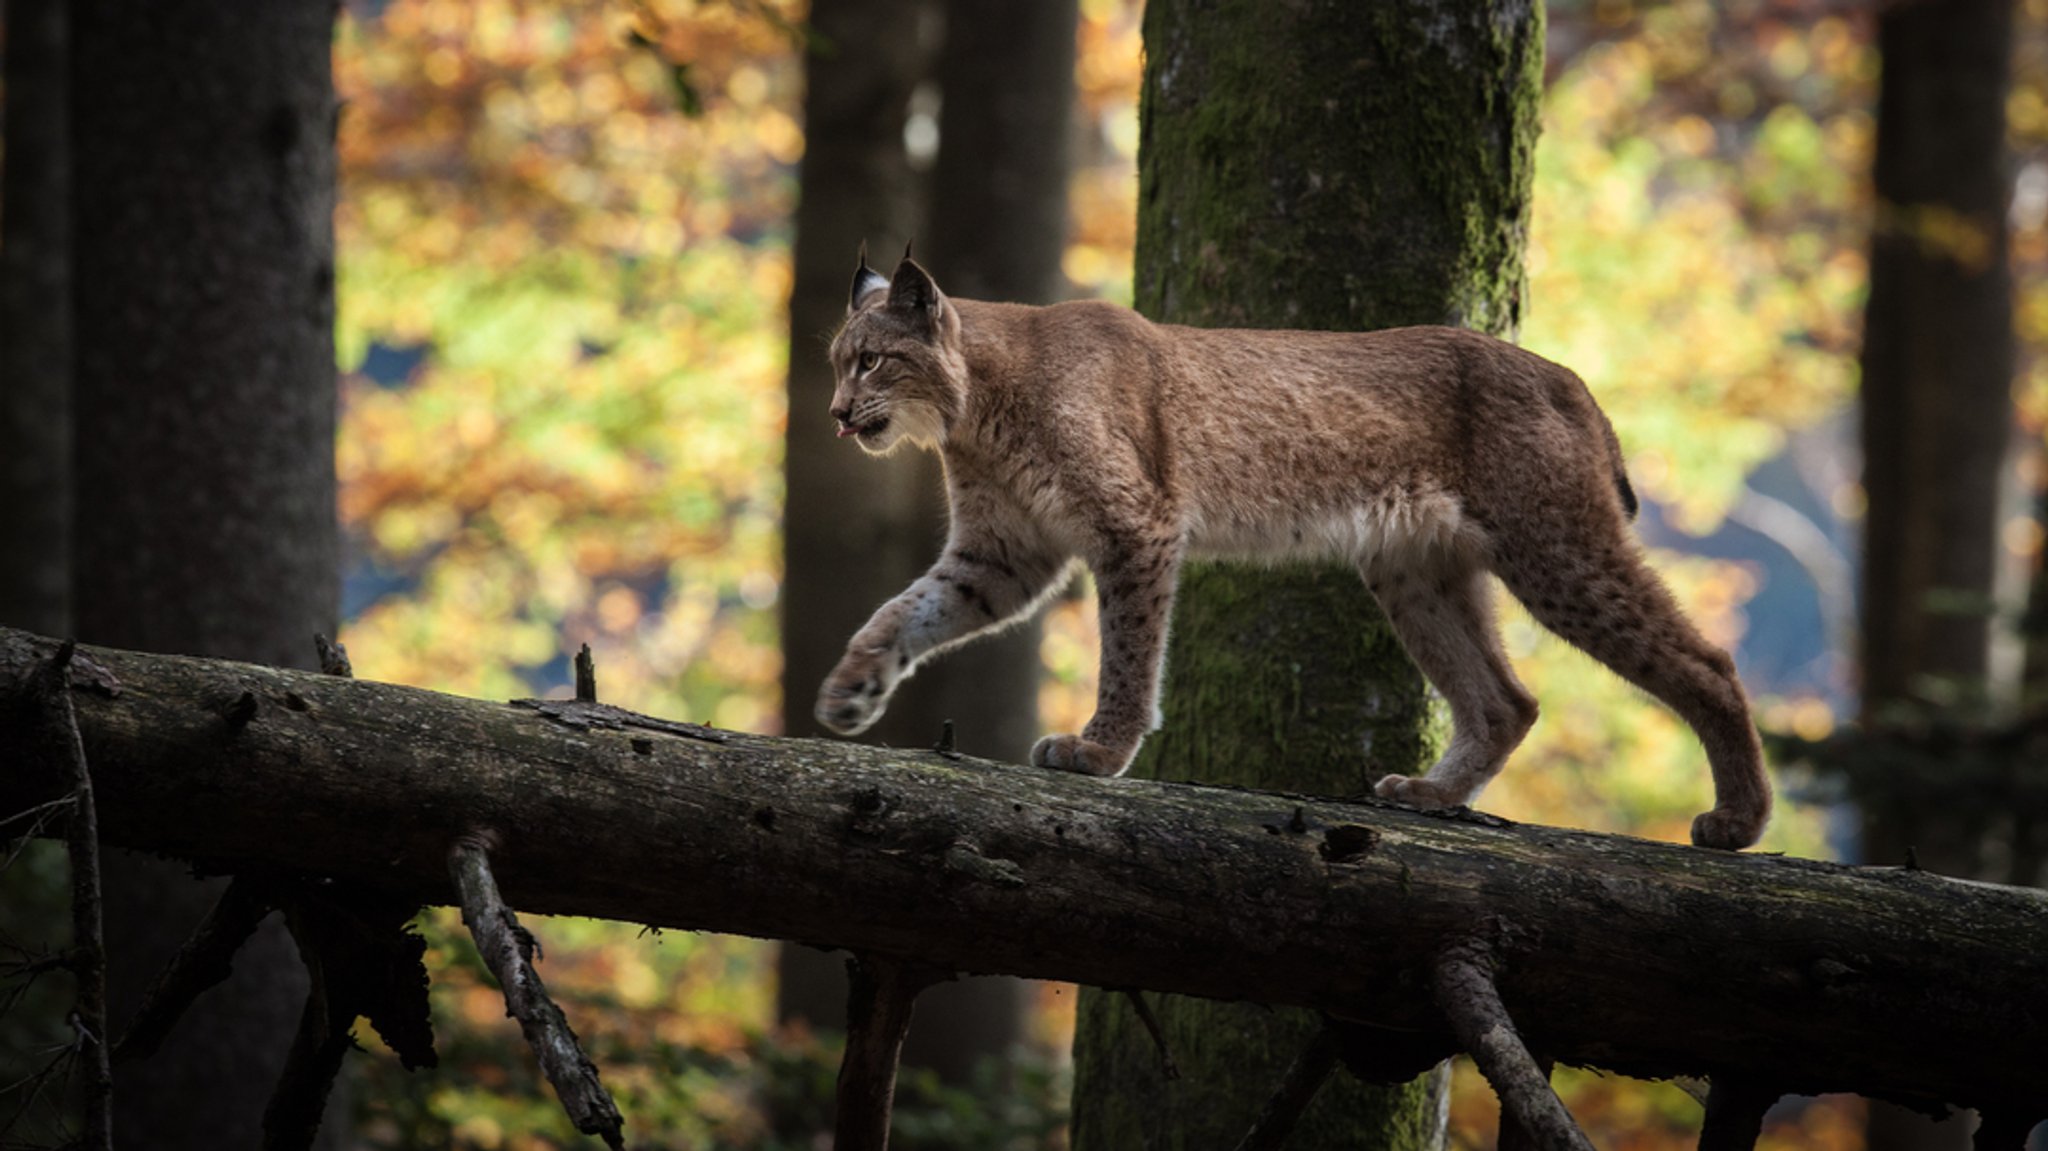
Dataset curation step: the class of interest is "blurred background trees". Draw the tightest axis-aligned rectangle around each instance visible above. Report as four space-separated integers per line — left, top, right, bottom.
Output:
4 0 2047 1146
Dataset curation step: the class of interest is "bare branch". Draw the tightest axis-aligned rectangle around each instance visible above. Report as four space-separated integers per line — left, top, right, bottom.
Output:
112 876 275 1062
29 641 110 1151
1118 988 1179 1080
260 951 351 1151
450 838 623 1149
1230 1027 1340 1151
1498 1054 1555 1151
834 953 944 1151
1432 942 1592 1151
1698 1079 1779 1151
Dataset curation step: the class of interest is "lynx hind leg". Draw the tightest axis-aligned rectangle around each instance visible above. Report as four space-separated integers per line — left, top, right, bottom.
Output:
1492 522 1771 850
1368 563 1538 812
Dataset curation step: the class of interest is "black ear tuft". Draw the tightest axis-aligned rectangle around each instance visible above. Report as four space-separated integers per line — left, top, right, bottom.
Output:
888 256 940 315
849 243 889 312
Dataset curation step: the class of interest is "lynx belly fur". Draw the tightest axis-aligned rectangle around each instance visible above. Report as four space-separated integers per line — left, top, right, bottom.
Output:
815 253 1771 851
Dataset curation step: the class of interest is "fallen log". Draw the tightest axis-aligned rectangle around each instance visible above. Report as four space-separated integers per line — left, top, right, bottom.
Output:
1 626 2043 1123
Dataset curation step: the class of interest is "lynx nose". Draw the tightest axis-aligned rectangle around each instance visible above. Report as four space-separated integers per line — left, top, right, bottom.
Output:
830 403 852 425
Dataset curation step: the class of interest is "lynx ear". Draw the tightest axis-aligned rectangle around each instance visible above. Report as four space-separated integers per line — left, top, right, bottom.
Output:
888 255 942 318
850 243 889 313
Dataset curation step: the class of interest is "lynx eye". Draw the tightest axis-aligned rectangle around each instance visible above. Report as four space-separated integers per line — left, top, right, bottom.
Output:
857 351 881 374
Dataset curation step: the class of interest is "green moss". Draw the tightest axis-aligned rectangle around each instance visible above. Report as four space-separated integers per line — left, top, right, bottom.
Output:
1074 2 1542 1148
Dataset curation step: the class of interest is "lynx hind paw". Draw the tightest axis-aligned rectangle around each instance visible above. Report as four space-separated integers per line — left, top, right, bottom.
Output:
1372 773 1464 810
1690 805 1767 851
1031 734 1129 777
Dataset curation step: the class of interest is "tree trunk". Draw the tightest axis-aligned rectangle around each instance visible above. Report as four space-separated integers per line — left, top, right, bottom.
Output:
70 1 341 1144
1070 2 1543 1147
0 0 77 1116
774 0 940 1103
871 0 1083 1085
0 0 72 637
1854 3 2016 1148
0 625 2041 1122
1858 0 2016 724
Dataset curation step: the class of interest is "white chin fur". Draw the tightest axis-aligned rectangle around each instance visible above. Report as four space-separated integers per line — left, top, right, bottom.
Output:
860 406 945 455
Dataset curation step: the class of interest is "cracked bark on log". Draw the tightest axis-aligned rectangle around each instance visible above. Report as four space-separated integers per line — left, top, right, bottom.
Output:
0 626 2043 1123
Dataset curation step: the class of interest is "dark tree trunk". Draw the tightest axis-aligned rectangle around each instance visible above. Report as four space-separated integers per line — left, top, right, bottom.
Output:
1854 2 2016 1148
1858 0 2015 720
70 1 341 1144
886 0 1081 1084
0 0 72 637
0 0 77 1121
1070 1 1543 1147
774 0 941 1107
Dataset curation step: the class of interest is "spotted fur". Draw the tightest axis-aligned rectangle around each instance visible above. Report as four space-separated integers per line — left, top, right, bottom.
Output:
816 255 1770 850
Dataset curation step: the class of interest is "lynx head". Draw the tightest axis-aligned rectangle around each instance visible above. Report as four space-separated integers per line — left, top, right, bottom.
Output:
828 247 967 456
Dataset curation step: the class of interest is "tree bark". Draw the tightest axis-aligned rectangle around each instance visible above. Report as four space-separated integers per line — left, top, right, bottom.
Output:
1854 4 2018 1148
70 1 341 1144
1073 2 1543 1147
0 626 2042 1121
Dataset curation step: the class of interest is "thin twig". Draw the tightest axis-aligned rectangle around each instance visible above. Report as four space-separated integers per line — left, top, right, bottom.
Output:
1698 1079 1778 1151
260 949 351 1151
31 641 111 1150
835 953 944 1151
112 876 275 1061
450 837 623 1149
1230 1026 1340 1151
1432 941 1593 1151
1118 988 1179 1080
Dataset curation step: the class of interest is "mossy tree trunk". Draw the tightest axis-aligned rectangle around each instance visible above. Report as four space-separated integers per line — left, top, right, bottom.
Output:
1070 2 1543 1148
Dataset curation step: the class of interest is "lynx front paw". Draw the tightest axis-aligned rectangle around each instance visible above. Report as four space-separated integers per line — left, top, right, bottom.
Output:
1372 773 1464 809
1030 734 1129 777
1689 805 1767 851
815 652 896 735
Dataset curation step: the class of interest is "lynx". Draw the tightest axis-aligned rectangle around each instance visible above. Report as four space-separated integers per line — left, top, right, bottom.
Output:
814 251 1771 850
